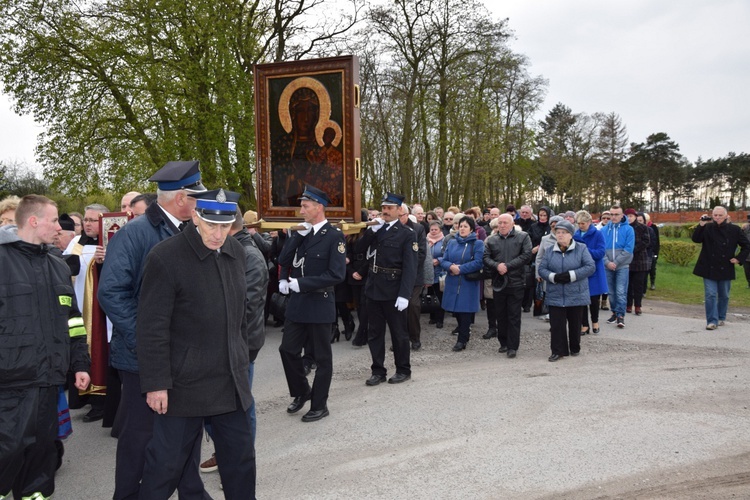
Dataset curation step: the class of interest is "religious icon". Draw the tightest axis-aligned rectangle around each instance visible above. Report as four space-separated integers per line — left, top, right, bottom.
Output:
255 56 361 222
99 212 133 249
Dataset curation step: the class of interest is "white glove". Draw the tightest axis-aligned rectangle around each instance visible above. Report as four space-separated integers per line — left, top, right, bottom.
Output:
296 222 312 236
278 280 290 295
395 297 409 311
371 217 385 232
289 278 301 293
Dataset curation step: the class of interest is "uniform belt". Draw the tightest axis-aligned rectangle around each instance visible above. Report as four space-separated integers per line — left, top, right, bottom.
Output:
370 264 402 275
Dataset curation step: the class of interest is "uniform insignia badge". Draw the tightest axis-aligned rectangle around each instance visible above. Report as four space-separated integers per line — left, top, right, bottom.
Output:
412 242 418 252
216 189 226 203
338 242 346 254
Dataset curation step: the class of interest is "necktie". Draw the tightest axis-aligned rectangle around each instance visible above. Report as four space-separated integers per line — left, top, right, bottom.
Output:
178 221 188 232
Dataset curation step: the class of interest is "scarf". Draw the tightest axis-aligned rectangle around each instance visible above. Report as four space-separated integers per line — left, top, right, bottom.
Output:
426 231 444 246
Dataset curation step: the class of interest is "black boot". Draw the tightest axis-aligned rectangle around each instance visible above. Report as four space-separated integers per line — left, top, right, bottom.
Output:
331 324 340 343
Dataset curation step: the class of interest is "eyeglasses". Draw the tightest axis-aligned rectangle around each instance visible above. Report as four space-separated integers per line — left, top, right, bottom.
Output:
83 218 99 223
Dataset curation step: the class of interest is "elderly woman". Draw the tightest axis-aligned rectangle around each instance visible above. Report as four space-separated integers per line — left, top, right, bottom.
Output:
427 220 447 328
574 210 608 334
439 216 484 351
538 220 595 361
0 195 20 226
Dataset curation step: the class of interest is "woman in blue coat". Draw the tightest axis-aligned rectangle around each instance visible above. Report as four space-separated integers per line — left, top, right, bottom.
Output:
539 220 595 361
439 217 484 351
574 210 608 334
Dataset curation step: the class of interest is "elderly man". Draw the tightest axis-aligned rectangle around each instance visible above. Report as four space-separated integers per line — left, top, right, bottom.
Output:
356 192 418 385
278 185 346 422
483 213 533 358
400 202 427 350
692 206 750 330
98 160 209 500
0 195 91 500
137 189 255 499
120 191 141 212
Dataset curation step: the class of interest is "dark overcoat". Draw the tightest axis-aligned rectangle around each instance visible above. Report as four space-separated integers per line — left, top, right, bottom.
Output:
136 222 251 417
692 220 750 281
278 221 346 323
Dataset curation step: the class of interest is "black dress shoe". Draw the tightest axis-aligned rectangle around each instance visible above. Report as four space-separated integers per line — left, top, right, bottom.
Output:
452 342 466 351
304 365 312 376
482 328 497 339
523 307 531 313
570 351 580 356
411 341 421 351
451 326 459 335
387 373 411 384
331 325 340 343
498 346 508 353
286 391 311 414
435 321 443 329
301 407 329 422
83 407 104 423
548 354 561 362
506 349 517 358
366 374 387 386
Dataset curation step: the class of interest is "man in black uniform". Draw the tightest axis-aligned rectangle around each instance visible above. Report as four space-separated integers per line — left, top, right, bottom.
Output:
355 192 418 386
278 185 346 422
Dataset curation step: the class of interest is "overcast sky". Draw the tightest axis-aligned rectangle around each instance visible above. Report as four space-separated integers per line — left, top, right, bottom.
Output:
1 0 748 169
491 0 749 162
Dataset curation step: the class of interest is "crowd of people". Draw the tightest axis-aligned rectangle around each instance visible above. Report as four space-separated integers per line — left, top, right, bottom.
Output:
1 169 749 499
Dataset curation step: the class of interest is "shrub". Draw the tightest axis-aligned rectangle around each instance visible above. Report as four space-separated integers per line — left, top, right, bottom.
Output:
660 240 698 267
659 223 697 239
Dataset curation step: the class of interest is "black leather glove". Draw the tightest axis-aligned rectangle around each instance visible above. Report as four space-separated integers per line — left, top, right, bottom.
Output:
554 271 572 284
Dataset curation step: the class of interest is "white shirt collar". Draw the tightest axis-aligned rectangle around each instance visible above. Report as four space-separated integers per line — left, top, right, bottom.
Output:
157 203 183 230
312 219 328 235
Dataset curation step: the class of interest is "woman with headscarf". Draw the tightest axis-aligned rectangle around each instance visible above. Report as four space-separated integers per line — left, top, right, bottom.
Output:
574 210 607 334
427 220 446 328
538 220 595 361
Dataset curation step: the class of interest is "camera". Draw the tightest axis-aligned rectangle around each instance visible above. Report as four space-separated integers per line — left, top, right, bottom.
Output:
700 215 711 222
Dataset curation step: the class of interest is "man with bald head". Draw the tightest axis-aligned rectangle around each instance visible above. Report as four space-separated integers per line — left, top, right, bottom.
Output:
692 206 750 330
120 191 141 212
483 213 533 358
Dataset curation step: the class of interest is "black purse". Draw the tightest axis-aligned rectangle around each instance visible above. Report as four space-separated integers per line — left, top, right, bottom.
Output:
464 241 495 281
269 292 289 321
420 288 441 314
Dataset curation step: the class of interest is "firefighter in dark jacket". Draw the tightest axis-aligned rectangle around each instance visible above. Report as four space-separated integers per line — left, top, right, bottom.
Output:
0 195 91 500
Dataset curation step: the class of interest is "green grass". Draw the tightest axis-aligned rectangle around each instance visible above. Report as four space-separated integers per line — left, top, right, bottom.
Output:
647 237 750 309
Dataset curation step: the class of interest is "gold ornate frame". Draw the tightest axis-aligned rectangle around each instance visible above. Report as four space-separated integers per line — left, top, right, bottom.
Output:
254 55 361 222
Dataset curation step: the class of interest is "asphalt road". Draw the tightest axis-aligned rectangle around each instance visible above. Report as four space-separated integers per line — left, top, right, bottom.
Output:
54 300 750 499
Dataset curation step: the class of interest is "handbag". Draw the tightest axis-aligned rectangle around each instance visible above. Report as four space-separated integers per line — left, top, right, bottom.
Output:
464 241 495 281
420 288 441 314
269 291 289 321
533 281 548 317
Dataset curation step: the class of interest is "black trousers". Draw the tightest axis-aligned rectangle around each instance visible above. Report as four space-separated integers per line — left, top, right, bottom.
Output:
627 270 648 308
580 295 601 328
485 296 496 330
0 386 57 499
351 288 370 345
279 320 332 411
549 305 582 356
744 261 750 286
115 370 207 500
140 402 255 500
455 312 473 345
493 287 524 350
407 285 423 343
367 299 411 376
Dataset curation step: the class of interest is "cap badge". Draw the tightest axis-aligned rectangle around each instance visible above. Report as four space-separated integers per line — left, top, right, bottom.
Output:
216 189 226 203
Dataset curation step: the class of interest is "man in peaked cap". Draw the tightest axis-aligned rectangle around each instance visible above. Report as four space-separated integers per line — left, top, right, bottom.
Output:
98 160 211 500
277 185 346 422
354 192 418 386
136 188 256 498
